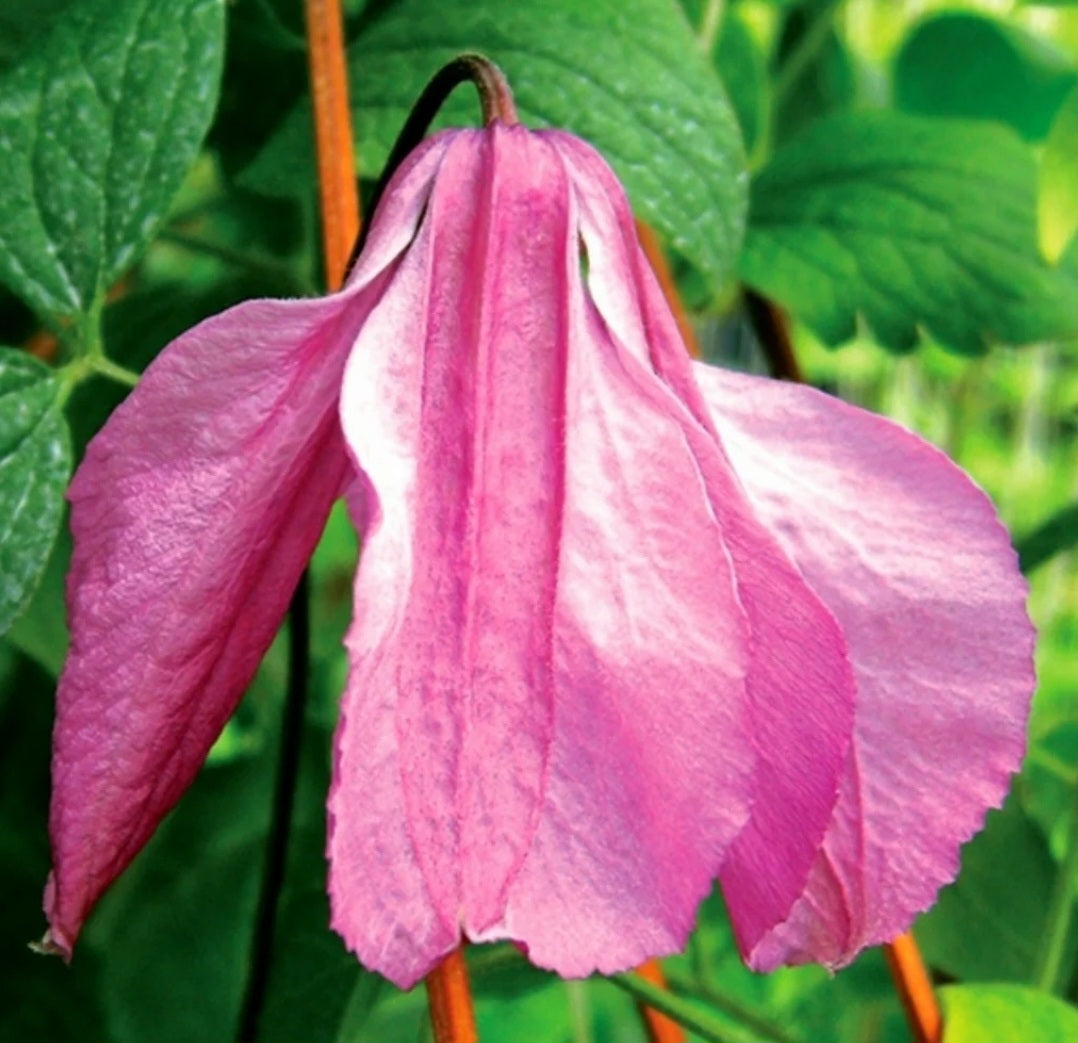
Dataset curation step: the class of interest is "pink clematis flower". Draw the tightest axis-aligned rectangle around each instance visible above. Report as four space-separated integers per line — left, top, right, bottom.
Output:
43 119 1033 989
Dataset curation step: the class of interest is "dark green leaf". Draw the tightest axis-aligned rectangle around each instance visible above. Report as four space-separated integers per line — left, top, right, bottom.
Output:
84 753 272 1043
0 348 70 637
895 13 1076 142
257 877 368 1043
916 798 1057 982
0 0 74 74
940 984 1078 1042
6 522 69 675
714 8 768 155
0 0 225 319
740 111 1078 353
0 652 109 1043
1040 84 1078 263
772 5 857 145
243 0 747 289
1017 501 1078 573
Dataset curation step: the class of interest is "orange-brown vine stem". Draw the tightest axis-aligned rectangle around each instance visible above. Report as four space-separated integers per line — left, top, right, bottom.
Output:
885 933 943 1043
636 220 700 360
634 959 689 1043
426 948 479 1043
304 0 361 290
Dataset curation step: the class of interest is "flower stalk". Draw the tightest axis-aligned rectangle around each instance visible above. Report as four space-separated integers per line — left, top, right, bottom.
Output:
634 959 688 1043
304 0 360 290
426 948 479 1043
237 2 360 1041
884 932 942 1043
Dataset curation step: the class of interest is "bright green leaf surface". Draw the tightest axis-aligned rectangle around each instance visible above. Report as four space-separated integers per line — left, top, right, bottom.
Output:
916 798 1057 982
741 111 1078 352
941 984 1078 1042
0 0 225 319
895 12 1076 142
0 349 70 637
0 0 74 73
1040 84 1078 264
243 0 747 289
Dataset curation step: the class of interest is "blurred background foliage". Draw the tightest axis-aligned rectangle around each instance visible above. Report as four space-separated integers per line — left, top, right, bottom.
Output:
0 0 1076 1040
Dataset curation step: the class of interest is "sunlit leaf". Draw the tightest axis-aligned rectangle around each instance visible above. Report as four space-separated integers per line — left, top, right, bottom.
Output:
941 984 1078 1043
741 111 1078 353
895 12 1075 142
1040 84 1078 263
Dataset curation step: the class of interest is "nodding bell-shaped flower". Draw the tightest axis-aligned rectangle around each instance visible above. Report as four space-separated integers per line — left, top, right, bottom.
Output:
43 63 1034 989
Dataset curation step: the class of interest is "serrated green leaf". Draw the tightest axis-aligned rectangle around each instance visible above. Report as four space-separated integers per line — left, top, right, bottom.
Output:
740 111 1078 353
894 12 1076 143
916 798 1058 982
0 0 225 319
242 0 747 289
0 348 70 637
940 984 1078 1043
1040 84 1078 264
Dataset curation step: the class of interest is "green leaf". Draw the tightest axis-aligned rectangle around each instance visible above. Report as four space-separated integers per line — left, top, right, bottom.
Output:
6 522 69 675
0 651 110 1043
714 8 768 156
0 0 225 319
0 0 74 74
894 13 1076 142
1040 84 1078 263
0 349 70 637
1017 501 1078 573
740 111 1078 353
772 4 857 146
916 798 1058 982
940 984 1078 1043
243 0 747 289
84 753 272 1043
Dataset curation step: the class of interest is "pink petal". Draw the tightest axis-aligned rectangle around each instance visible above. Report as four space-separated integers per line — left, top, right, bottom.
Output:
329 124 755 987
552 133 858 960
45 137 449 957
330 124 851 987
693 364 1035 968
494 226 755 978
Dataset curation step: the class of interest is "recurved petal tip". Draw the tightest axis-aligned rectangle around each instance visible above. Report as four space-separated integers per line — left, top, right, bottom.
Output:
29 931 71 962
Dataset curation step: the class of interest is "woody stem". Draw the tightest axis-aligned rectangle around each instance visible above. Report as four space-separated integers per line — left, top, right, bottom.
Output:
634 959 688 1043
743 289 803 382
236 2 360 1040
354 53 517 252
236 573 311 1043
426 948 479 1043
304 0 360 289
885 932 943 1043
